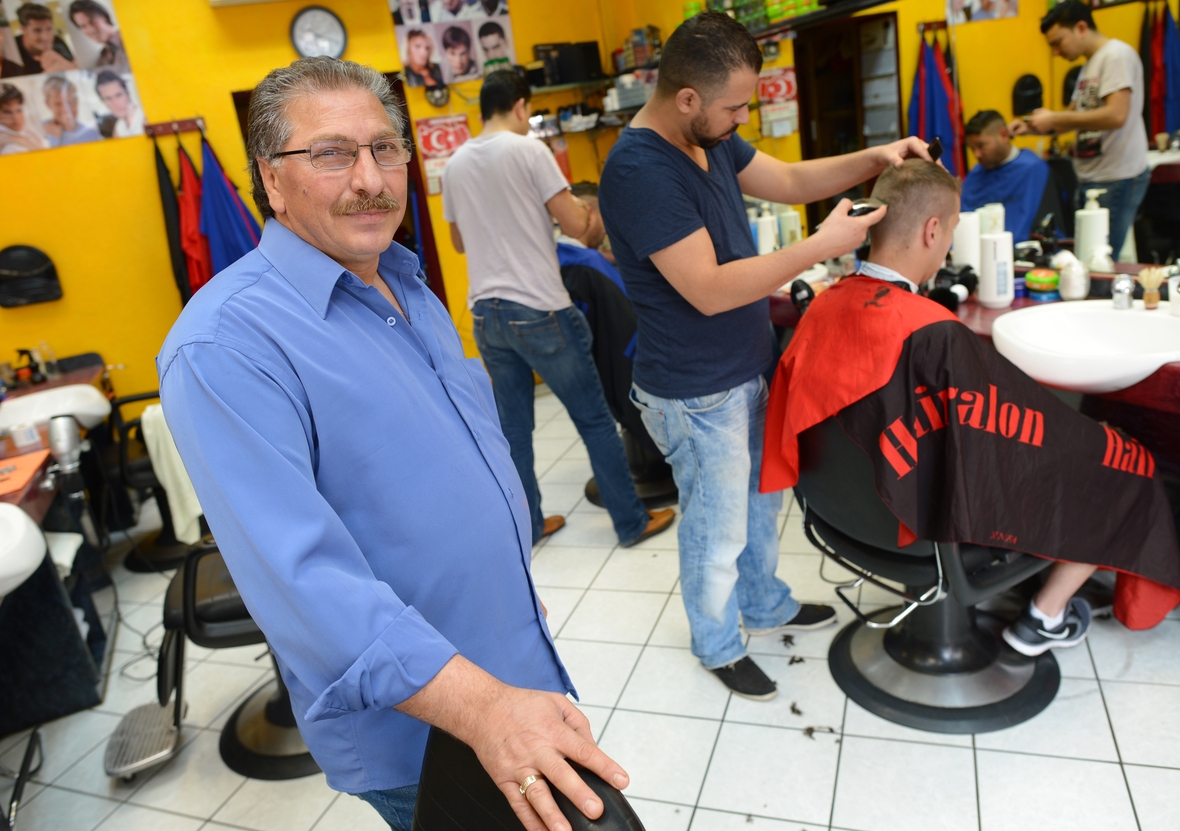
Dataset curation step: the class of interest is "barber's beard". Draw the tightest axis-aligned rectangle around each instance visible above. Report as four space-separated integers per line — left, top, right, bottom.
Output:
690 113 738 150
330 192 401 216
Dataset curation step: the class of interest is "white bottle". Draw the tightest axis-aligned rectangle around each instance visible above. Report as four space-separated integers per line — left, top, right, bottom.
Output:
978 202 1005 235
1074 188 1109 268
952 210 981 272
979 231 1015 309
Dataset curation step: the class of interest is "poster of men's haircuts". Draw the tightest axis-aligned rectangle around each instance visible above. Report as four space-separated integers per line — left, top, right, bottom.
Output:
946 0 1018 24
0 0 142 156
391 0 514 87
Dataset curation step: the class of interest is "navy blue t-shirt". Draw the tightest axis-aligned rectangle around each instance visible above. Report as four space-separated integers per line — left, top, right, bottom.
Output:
599 128 775 400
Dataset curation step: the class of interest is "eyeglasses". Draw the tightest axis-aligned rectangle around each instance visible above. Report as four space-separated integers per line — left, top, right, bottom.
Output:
274 138 413 170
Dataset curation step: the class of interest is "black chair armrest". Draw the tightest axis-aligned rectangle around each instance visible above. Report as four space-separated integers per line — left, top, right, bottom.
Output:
413 727 645 830
941 543 1052 608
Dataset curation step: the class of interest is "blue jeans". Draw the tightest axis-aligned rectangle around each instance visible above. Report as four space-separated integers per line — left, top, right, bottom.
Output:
630 376 798 669
472 299 649 545
1080 168 1151 257
356 784 419 830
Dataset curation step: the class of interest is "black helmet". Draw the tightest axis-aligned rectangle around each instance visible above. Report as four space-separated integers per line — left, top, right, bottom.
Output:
0 246 62 308
1012 74 1044 116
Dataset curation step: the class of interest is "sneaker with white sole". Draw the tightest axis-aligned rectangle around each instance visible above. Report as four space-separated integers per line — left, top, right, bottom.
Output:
709 656 778 700
744 604 838 635
1002 597 1092 657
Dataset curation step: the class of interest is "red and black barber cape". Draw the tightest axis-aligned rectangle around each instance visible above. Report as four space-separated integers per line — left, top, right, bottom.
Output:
761 277 1180 629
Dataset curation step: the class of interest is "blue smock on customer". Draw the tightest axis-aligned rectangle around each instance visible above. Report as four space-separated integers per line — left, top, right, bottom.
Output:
157 220 572 794
960 147 1051 242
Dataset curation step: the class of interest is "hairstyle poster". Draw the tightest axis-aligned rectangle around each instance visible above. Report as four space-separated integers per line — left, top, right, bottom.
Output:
1 0 142 156
946 0 1018 24
390 0 514 88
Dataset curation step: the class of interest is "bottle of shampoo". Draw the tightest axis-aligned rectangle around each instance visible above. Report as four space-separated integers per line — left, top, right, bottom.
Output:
1074 189 1109 267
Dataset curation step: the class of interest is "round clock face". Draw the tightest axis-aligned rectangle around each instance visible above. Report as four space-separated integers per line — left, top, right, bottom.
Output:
425 85 450 108
291 7 347 59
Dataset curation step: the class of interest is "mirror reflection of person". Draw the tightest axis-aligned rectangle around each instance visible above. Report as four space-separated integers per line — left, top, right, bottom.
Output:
441 25 478 81
428 0 485 22
42 74 97 146
0 82 48 153
9 3 77 75
68 0 129 74
478 21 509 62
402 29 443 88
95 69 141 136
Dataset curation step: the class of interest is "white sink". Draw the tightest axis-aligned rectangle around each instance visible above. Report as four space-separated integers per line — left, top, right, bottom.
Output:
992 300 1180 393
0 503 46 600
0 384 111 431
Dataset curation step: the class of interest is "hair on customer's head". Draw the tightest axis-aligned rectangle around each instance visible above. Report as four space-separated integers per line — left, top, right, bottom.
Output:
247 57 405 219
480 69 529 121
869 160 961 248
964 110 1006 137
656 11 762 101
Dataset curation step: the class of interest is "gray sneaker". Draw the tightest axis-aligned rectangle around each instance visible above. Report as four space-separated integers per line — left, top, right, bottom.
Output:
1002 597 1092 657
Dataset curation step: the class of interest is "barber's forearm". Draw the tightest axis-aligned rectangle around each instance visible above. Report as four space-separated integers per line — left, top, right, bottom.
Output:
1054 106 1127 132
777 149 886 204
556 196 591 239
692 235 832 315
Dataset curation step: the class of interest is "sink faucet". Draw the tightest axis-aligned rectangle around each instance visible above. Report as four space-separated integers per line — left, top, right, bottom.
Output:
1112 273 1134 309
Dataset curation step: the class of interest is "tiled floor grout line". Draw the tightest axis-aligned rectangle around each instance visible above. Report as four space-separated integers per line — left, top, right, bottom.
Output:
972 734 983 831
1087 638 1144 831
686 687 733 829
824 695 850 831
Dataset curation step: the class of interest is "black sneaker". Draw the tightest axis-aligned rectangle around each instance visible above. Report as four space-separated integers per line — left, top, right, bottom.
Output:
709 656 778 700
1002 597 1092 657
744 604 838 635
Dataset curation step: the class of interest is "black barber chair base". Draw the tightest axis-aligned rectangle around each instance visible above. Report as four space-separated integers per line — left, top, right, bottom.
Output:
830 606 1060 734
220 679 321 780
122 535 191 573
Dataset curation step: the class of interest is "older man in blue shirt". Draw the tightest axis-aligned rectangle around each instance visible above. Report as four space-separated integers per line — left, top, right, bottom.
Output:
158 57 627 831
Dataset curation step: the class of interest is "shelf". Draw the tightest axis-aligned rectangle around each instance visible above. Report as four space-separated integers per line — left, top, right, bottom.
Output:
529 78 611 96
752 0 897 39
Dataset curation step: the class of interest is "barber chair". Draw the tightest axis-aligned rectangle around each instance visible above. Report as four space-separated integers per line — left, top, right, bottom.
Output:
796 418 1060 733
413 727 644 830
584 427 678 511
104 541 319 780
107 392 190 572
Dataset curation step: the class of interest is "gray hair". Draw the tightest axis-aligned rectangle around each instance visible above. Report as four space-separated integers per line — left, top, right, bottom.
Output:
42 75 75 99
247 57 406 219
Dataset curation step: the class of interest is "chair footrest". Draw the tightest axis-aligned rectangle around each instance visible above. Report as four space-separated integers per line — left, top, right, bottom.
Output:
103 702 181 779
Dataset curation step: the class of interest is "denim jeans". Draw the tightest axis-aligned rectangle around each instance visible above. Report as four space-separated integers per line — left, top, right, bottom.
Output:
630 376 798 669
472 299 649 545
356 784 419 830
1079 168 1151 258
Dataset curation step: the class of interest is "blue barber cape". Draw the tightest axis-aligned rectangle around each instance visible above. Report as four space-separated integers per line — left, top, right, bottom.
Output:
556 242 628 296
960 149 1050 242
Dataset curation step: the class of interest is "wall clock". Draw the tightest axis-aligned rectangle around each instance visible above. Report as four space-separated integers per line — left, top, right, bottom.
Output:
291 6 347 59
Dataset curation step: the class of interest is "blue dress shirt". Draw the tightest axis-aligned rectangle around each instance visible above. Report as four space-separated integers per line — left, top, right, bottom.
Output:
158 220 572 793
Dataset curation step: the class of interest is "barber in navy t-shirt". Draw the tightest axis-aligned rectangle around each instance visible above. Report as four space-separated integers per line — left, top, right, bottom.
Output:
600 12 932 700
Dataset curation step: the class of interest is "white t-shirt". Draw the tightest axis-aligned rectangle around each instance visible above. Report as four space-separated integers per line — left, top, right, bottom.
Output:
443 130 572 311
1070 38 1148 182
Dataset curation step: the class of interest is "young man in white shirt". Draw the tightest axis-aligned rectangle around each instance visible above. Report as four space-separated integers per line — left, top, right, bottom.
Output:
443 71 673 548
1012 0 1149 257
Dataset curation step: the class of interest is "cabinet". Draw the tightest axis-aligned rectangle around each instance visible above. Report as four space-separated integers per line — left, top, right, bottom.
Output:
795 14 903 229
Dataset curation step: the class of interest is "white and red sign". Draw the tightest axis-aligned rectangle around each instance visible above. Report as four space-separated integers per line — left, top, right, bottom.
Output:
758 67 798 104
415 115 472 185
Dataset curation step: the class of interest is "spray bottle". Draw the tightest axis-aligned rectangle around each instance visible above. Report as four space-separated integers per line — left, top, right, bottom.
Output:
1074 189 1109 268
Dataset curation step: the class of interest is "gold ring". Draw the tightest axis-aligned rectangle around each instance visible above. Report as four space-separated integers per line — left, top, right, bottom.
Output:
519 774 542 796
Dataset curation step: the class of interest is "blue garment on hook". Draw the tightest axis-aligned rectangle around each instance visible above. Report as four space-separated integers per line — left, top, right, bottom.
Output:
200 139 262 276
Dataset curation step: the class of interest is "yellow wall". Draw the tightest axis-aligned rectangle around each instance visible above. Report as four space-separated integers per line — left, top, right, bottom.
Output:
1 0 1171 384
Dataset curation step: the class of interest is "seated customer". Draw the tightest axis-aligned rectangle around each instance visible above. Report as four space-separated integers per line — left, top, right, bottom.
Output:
762 160 1180 648
962 110 1055 242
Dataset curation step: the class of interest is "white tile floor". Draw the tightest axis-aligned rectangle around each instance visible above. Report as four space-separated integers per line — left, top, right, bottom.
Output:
4 390 1180 830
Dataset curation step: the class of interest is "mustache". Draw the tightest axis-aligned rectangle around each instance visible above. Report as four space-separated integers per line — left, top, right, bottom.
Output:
330 192 401 216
